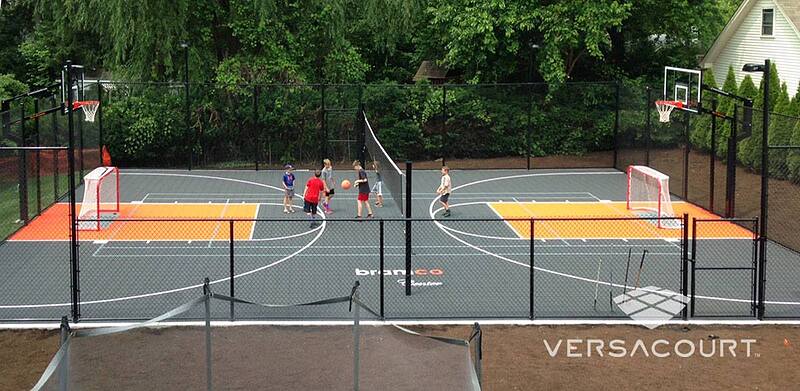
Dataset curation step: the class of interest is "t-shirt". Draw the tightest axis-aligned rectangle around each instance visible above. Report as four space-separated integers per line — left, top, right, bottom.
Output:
440 174 451 195
321 167 334 188
357 169 370 194
283 172 295 189
304 177 325 203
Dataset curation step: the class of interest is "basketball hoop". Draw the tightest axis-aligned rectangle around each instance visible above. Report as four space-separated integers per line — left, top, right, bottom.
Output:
655 100 683 123
73 100 100 122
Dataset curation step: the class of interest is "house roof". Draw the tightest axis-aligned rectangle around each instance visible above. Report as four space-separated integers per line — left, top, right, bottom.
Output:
701 0 800 68
413 61 448 82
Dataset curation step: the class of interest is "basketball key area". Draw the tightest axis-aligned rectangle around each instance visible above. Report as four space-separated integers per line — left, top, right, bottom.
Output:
0 168 768 321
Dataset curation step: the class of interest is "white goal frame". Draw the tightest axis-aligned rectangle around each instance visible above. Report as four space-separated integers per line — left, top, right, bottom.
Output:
626 165 677 229
78 166 120 231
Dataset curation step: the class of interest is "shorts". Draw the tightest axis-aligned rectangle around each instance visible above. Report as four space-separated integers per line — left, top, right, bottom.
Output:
303 200 319 215
371 181 383 196
285 188 295 198
325 188 335 196
358 192 370 202
440 193 450 203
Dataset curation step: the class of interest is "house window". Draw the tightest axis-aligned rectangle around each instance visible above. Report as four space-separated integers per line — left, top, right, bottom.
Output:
762 9 774 36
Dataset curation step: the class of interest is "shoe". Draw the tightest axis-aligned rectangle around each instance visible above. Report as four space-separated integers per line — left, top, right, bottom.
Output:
443 210 451 217
289 208 296 213
375 203 383 208
325 209 333 214
367 214 373 218
283 209 290 214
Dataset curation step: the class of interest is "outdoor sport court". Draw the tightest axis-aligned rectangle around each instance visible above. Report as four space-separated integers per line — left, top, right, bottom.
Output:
1 167 789 321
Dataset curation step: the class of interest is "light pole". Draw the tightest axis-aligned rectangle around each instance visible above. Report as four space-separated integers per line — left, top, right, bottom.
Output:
180 42 191 170
742 60 770 319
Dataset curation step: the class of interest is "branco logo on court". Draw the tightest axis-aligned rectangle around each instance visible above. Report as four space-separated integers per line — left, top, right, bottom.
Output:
613 286 689 329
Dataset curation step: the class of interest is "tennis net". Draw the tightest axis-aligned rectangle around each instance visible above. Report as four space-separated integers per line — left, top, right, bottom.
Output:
363 112 405 216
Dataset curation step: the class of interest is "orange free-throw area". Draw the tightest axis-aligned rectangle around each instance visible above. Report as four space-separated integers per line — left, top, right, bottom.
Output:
10 203 257 241
488 201 753 239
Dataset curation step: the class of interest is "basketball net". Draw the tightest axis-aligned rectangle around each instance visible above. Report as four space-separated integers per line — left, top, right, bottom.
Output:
655 100 683 123
73 100 100 122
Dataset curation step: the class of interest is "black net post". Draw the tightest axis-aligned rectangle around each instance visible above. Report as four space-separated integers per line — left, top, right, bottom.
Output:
710 100 718 212
202 278 212 391
645 86 652 166
357 88 366 167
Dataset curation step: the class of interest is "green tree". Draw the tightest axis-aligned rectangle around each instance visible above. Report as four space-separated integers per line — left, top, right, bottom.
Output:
716 66 739 158
736 75 759 167
689 68 717 150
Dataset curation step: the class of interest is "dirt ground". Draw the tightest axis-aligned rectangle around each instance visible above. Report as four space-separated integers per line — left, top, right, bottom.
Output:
4 324 800 390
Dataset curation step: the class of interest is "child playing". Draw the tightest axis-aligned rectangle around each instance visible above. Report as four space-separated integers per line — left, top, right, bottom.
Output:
436 166 452 217
321 159 335 213
303 169 327 227
371 161 384 208
282 163 296 213
353 160 374 218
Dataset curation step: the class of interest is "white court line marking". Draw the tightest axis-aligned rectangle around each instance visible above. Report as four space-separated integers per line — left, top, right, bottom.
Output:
600 200 612 203
130 201 143 204
426 170 792 307
516 199 570 246
488 203 524 239
141 193 150 203
208 199 230 247
249 204 260 240
92 240 109 244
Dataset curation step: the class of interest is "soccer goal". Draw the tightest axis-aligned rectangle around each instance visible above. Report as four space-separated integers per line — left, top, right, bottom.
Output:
626 165 678 229
78 166 120 231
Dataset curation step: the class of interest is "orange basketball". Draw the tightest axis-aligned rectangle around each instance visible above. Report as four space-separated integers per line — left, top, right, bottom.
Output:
341 179 352 190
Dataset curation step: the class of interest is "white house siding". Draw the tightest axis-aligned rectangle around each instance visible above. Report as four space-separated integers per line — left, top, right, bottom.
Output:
710 0 800 97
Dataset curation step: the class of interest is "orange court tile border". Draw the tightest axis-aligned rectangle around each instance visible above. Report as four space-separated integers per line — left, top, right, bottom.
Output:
10 202 257 242
488 201 754 240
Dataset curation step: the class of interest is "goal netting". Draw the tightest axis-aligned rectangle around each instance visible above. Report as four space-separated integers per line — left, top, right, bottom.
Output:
626 165 677 229
78 166 120 231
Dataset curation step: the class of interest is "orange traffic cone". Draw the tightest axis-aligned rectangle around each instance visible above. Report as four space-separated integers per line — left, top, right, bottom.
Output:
101 145 112 166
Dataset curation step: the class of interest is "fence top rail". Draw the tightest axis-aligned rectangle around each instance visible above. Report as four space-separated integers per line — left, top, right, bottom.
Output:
93 80 620 89
79 216 684 223
693 217 759 223
0 146 70 151
767 145 800 150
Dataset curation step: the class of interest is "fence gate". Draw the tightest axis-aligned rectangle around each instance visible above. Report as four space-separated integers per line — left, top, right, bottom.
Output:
690 218 758 318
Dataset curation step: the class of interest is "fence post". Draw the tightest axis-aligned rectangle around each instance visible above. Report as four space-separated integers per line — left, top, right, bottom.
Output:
645 86 652 166
35 98 42 215
18 101 28 223
613 81 620 168
682 112 690 200
66 60 81 321
710 100 717 212
441 84 447 167
757 63 770 320
203 278 212 391
405 161 412 296
726 105 738 217
59 316 70 391
253 85 260 171
682 213 689 320
229 220 235 321
379 220 385 319
529 219 534 319
97 82 103 166
50 95 59 202
527 84 533 170
690 218 697 318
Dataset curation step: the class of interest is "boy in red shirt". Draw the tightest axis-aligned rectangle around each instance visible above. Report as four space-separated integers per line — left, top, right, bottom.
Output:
303 169 328 227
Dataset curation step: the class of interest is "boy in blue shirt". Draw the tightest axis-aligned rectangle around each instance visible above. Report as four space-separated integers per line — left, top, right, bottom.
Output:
282 164 296 213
